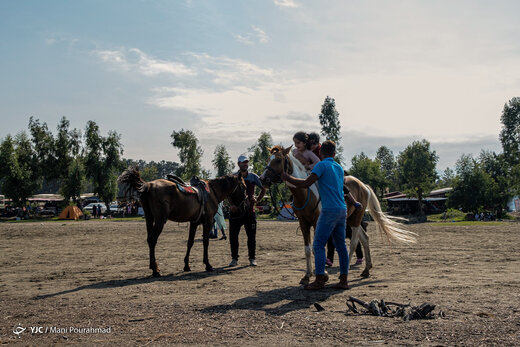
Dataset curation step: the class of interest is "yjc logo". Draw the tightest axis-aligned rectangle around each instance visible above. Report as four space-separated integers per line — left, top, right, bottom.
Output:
13 324 26 338
29 326 45 333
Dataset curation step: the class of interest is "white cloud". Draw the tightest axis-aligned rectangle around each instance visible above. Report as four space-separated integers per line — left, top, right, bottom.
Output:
45 34 79 46
233 34 254 46
274 0 299 8
252 26 269 43
234 26 269 45
93 48 195 77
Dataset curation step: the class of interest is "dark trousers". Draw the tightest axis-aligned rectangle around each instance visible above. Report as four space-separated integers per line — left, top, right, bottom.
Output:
229 211 257 260
327 221 366 261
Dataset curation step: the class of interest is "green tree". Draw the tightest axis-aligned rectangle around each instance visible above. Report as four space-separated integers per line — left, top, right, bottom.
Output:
499 97 520 166
447 154 496 214
141 165 159 182
376 145 397 192
28 117 56 179
349 152 386 198
397 139 439 215
54 117 83 200
318 96 343 163
55 117 81 177
437 167 456 188
28 117 61 193
0 133 41 206
478 151 512 217
248 132 273 174
60 157 86 203
171 129 203 180
84 121 124 213
212 144 234 177
155 160 180 179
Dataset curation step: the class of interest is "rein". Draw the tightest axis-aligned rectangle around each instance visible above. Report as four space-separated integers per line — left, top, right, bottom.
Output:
208 178 248 221
291 189 311 211
267 151 321 217
264 153 292 184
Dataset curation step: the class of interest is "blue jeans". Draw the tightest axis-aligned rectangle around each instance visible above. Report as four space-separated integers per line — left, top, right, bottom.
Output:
313 208 349 275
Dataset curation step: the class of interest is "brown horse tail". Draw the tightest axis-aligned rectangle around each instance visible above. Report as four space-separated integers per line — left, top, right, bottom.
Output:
365 184 417 244
118 166 149 196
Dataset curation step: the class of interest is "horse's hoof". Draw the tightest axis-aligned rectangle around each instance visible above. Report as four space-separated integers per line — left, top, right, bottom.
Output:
152 272 161 278
184 266 191 272
300 277 310 286
206 265 214 272
360 270 370 278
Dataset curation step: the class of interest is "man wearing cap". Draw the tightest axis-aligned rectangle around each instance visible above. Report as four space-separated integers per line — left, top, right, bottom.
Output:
229 154 266 267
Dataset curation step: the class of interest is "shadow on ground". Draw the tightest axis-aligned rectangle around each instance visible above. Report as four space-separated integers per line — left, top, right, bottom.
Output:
31 265 250 300
199 277 384 316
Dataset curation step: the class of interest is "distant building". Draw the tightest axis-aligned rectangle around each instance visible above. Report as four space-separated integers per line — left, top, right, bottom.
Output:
384 188 453 215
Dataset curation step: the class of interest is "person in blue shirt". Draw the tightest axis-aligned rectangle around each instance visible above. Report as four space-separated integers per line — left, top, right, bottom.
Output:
281 140 350 290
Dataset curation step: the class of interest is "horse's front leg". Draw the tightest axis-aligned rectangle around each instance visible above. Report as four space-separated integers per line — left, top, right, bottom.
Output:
300 223 313 286
184 222 198 272
202 222 213 271
148 218 166 277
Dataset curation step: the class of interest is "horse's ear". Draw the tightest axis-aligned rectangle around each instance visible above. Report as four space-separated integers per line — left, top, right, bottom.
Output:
266 146 272 153
283 145 292 156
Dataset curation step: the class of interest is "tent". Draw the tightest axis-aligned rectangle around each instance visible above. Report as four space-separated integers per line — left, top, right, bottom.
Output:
58 205 83 220
277 204 296 220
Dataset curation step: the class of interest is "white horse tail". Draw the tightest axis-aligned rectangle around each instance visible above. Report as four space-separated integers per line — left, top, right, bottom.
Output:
365 185 417 244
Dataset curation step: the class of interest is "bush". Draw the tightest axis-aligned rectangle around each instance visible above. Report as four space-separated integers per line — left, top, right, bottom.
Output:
428 208 466 222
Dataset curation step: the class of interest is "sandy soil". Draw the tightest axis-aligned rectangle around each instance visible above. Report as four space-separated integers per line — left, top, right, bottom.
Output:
1 219 519 346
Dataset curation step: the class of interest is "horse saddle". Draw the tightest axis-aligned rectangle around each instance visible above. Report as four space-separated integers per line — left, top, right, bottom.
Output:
166 174 210 202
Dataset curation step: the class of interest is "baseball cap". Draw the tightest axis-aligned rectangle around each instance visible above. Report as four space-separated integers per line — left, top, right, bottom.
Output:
238 155 249 163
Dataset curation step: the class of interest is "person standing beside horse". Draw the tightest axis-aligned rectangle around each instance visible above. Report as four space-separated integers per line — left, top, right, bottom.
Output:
228 155 266 267
281 140 350 290
210 201 227 240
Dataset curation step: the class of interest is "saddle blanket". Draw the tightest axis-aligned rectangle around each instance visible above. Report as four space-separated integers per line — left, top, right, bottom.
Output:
178 185 198 194
176 182 210 195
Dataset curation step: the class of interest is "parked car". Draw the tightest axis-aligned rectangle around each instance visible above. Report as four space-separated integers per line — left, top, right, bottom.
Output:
83 203 107 214
109 203 124 215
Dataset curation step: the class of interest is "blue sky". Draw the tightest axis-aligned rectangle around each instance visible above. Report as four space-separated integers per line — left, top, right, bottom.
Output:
1 0 519 173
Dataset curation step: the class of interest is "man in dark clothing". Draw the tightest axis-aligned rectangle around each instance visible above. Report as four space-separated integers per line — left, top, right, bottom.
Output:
228 155 266 267
327 221 367 266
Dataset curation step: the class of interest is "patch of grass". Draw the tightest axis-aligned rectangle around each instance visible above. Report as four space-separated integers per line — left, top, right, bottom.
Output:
429 221 508 226
257 214 277 220
0 216 145 223
106 216 145 222
428 208 467 222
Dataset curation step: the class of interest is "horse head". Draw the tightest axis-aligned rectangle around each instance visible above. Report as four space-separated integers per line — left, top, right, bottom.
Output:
259 145 293 188
228 175 249 211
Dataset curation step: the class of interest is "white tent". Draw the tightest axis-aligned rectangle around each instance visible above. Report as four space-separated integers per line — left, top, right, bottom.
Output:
277 204 296 220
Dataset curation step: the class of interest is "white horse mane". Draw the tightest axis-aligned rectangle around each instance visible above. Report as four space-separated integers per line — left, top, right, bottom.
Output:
287 151 321 211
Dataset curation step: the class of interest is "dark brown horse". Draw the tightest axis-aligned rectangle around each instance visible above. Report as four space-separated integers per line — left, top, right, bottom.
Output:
260 146 416 284
118 167 248 276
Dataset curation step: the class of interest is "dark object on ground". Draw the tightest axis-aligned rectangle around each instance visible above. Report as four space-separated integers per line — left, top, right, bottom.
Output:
314 303 325 312
346 296 444 320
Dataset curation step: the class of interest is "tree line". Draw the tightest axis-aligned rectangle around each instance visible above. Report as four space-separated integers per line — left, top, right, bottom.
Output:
1 96 519 217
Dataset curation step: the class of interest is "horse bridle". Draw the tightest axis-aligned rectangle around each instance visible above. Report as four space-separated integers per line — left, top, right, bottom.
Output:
264 151 292 184
265 150 321 216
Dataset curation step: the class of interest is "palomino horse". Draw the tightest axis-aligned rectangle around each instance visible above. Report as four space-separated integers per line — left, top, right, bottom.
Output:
260 146 416 284
118 167 248 276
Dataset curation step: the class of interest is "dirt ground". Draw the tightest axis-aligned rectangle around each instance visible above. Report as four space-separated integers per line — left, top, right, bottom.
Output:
1 219 519 346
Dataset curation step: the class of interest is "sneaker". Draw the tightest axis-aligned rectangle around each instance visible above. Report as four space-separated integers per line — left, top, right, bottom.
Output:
326 258 333 267
249 259 257 266
229 259 238 267
355 258 363 265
